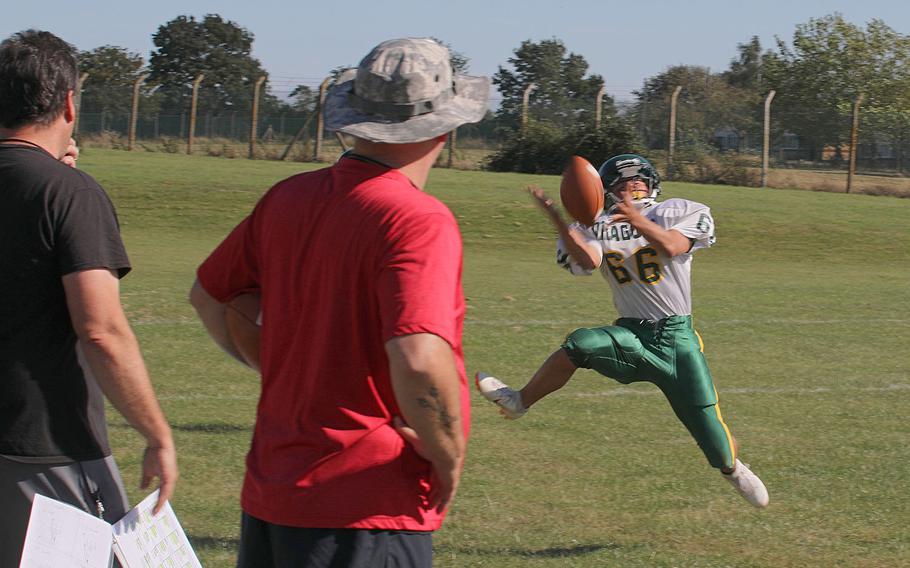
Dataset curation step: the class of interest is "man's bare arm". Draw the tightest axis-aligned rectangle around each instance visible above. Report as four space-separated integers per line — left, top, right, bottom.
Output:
188 278 245 364
386 333 465 513
62 269 177 513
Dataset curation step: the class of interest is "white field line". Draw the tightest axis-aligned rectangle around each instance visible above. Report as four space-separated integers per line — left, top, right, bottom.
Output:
131 318 196 326
158 393 259 401
132 318 910 327
158 394 259 402
156 383 909 402
463 318 910 326
571 383 910 398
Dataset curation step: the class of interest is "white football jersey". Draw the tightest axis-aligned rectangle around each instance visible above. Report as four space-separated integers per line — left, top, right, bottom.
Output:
556 198 715 320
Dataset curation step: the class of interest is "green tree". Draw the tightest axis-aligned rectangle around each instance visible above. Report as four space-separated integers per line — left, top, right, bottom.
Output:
78 46 145 121
287 85 317 114
633 65 758 151
493 39 608 129
487 38 638 173
429 37 470 74
148 14 270 115
723 36 765 90
761 13 910 161
843 19 910 172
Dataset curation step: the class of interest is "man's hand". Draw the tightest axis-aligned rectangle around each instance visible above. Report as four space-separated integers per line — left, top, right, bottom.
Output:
386 334 464 515
60 137 79 168
393 416 461 513
142 444 179 514
63 269 178 516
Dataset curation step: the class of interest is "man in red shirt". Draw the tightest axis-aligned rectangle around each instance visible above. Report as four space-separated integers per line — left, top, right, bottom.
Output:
190 38 489 567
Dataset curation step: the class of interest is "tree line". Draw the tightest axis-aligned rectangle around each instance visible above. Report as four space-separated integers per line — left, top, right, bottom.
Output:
77 13 910 175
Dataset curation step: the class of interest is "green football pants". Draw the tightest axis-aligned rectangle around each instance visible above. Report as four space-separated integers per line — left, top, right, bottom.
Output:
561 315 735 470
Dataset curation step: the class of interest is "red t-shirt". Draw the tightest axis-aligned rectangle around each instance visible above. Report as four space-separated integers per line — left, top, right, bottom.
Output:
197 157 468 530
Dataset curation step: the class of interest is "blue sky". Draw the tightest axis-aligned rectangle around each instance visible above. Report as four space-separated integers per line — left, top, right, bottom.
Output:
5 0 909 103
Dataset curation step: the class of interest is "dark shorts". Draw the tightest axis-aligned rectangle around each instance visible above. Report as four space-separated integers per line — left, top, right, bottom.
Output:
561 315 735 469
237 512 433 568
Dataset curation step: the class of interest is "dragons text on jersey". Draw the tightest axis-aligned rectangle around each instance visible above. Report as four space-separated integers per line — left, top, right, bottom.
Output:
556 198 716 321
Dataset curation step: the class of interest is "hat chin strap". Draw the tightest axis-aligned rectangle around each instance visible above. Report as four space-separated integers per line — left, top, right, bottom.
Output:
347 86 455 118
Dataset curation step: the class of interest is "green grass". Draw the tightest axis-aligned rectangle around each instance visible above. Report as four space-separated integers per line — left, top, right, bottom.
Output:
77 148 910 567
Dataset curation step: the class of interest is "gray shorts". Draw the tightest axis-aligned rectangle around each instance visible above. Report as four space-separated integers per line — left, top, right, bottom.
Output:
0 454 129 567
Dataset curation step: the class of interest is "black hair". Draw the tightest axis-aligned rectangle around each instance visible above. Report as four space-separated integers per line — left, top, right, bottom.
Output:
0 30 78 129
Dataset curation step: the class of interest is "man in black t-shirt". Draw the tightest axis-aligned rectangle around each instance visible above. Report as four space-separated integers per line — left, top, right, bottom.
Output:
0 30 178 566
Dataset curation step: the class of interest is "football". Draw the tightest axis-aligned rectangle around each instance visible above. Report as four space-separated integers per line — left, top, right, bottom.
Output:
225 292 261 371
560 155 604 226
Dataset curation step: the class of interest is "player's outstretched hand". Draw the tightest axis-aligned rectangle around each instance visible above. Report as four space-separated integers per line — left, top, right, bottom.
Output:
141 444 179 514
393 416 461 514
528 185 567 228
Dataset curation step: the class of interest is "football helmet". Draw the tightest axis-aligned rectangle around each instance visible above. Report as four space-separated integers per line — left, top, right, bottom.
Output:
598 154 661 208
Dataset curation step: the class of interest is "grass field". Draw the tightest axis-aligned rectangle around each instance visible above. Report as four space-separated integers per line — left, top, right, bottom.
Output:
76 148 910 567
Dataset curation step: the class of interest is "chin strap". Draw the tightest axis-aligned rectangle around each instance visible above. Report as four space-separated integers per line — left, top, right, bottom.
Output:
606 194 656 210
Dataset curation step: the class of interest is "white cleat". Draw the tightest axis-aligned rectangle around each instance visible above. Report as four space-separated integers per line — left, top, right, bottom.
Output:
723 459 770 508
475 372 527 420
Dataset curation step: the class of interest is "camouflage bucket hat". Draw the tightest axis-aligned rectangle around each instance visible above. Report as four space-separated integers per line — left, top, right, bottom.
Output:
325 38 490 144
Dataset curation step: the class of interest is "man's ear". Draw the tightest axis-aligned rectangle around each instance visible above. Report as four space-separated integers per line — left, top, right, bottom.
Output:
63 90 76 123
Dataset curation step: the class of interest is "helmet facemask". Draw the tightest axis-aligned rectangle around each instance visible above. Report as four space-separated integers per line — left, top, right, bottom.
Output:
599 154 662 212
607 177 658 210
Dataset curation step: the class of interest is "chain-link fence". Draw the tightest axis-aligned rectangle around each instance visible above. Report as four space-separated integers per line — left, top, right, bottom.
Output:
630 89 908 195
75 84 909 196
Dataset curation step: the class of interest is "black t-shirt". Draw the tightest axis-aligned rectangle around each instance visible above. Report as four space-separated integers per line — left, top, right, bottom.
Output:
0 144 131 461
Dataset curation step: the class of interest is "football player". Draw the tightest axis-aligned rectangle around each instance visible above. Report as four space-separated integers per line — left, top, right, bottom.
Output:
476 153 769 508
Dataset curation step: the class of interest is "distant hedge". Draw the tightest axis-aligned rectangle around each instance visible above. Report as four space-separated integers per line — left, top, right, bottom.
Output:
485 118 641 174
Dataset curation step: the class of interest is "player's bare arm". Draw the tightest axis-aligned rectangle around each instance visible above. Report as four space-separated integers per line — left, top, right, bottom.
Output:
610 191 692 257
386 333 465 513
529 185 602 269
63 268 178 514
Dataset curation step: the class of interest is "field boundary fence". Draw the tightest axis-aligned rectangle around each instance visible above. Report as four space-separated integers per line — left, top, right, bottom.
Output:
74 74 909 195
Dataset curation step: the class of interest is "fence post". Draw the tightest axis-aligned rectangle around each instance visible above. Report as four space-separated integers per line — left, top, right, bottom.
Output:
761 90 776 188
595 83 606 130
128 73 148 151
314 77 331 161
187 74 204 155
74 72 89 136
280 111 313 160
334 132 348 152
667 85 682 180
447 128 458 168
521 83 537 131
847 93 864 194
249 76 266 159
